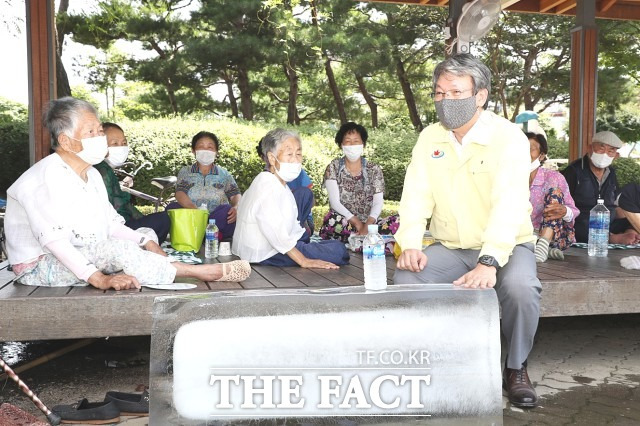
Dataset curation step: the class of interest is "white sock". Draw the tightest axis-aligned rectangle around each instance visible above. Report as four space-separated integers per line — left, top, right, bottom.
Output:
535 238 550 263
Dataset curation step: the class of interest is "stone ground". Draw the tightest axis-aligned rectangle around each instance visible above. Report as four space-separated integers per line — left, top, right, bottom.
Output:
1 314 639 425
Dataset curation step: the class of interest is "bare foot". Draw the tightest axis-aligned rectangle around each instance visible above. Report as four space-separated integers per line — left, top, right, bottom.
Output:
173 262 223 281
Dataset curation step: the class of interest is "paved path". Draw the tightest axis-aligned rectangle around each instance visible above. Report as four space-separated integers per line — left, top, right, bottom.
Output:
505 314 640 425
1 314 639 425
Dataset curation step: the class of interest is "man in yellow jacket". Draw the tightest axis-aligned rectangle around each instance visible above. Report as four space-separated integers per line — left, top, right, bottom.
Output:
394 54 540 408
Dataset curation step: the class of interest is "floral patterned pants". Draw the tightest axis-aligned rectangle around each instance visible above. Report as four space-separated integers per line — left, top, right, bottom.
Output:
17 239 177 287
319 209 400 243
539 187 576 251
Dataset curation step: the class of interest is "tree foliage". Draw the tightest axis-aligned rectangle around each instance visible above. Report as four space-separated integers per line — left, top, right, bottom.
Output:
57 1 639 127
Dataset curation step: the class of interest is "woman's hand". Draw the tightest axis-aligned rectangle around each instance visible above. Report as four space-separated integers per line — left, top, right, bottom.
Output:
227 206 237 223
543 202 567 221
88 271 140 290
349 217 367 235
301 258 340 269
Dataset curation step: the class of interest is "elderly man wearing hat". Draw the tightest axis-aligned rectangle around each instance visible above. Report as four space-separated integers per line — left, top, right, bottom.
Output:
562 131 640 244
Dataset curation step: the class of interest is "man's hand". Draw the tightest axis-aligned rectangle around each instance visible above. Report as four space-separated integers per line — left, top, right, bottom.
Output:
396 249 427 272
301 258 339 270
453 264 497 289
543 203 567 221
610 230 640 245
88 271 140 291
144 240 167 257
227 206 237 224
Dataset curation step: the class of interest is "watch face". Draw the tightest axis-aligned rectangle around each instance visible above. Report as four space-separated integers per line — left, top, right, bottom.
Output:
479 255 497 268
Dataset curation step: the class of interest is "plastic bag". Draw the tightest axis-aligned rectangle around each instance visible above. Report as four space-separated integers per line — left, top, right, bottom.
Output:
167 208 209 252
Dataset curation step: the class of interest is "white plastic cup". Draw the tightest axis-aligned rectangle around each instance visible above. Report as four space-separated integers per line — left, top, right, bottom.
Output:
219 241 232 256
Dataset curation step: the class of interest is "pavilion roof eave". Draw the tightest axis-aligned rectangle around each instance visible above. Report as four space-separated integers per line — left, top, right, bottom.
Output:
364 0 640 21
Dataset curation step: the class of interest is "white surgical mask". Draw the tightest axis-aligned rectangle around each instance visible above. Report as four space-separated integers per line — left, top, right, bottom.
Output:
591 152 614 169
72 135 108 165
343 145 364 161
105 146 129 168
195 150 216 166
274 158 302 183
530 158 541 172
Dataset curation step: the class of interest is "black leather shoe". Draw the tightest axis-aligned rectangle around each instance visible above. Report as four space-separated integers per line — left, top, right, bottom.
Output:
503 365 538 408
104 389 149 416
52 399 120 424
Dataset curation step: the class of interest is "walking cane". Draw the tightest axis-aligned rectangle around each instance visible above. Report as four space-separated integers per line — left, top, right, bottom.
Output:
0 356 61 425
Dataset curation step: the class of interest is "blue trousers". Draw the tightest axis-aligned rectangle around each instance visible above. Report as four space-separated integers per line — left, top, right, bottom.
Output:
260 240 350 267
125 211 170 244
260 187 349 267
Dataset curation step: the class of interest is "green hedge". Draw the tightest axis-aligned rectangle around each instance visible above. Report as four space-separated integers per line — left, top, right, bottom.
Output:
613 157 640 188
118 117 419 206
0 120 29 197
0 114 419 204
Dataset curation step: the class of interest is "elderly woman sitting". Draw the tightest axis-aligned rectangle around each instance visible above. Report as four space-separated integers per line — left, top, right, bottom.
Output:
5 97 250 290
170 131 241 240
233 129 349 268
527 132 579 262
319 122 399 243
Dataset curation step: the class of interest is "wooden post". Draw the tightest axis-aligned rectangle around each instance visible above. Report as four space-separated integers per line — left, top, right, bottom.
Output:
568 1 597 162
26 0 56 164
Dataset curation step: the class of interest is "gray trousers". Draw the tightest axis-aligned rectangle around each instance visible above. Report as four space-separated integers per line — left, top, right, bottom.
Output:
394 243 541 369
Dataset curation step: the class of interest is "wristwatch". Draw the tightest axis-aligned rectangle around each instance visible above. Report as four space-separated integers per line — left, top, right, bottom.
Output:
477 255 501 270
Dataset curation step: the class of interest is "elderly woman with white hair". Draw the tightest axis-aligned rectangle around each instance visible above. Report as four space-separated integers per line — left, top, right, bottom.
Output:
233 129 349 268
5 97 250 290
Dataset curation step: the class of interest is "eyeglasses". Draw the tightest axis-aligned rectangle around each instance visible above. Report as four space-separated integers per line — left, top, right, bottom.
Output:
430 89 475 101
592 142 618 157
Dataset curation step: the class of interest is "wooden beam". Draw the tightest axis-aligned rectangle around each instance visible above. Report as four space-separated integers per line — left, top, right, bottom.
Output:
419 0 431 4
500 0 520 8
540 0 566 13
599 0 617 13
365 0 640 19
555 0 577 14
26 0 56 164
569 27 598 161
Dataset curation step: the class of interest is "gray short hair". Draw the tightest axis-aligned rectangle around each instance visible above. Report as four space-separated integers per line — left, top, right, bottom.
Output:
43 97 98 148
260 128 302 160
433 53 492 106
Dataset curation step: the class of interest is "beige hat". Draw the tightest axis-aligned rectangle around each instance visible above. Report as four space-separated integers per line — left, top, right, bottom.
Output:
592 131 623 148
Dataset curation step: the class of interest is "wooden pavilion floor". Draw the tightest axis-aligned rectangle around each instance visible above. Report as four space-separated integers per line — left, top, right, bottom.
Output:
1 247 640 342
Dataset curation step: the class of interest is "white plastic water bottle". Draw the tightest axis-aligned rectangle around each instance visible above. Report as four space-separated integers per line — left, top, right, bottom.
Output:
588 198 609 257
205 219 219 259
362 224 387 291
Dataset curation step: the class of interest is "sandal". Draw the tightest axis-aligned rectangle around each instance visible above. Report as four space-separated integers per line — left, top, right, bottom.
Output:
214 260 251 282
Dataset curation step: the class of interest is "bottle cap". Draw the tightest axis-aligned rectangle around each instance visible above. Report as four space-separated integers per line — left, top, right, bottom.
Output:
209 219 215 225
367 224 378 234
597 198 604 204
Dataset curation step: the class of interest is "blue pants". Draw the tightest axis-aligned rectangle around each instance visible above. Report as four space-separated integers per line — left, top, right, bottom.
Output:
125 211 171 244
291 187 314 230
260 187 349 266
260 240 350 267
